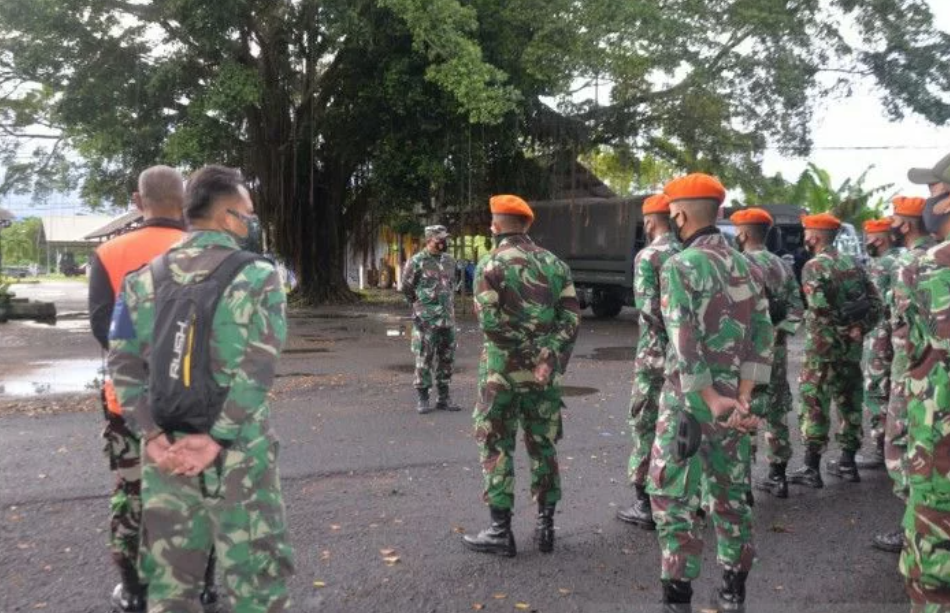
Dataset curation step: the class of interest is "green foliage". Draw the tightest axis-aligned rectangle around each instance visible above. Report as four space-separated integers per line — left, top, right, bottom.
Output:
0 216 41 264
742 163 893 225
579 146 679 195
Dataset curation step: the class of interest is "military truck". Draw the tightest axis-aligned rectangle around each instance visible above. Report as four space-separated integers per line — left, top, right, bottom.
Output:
530 196 647 318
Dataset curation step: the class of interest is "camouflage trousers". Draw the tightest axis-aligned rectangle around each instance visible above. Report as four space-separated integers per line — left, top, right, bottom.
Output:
474 385 563 509
885 345 911 500
102 414 145 589
648 388 755 582
901 504 950 613
798 346 864 454
862 323 894 441
141 431 294 613
750 338 792 464
627 367 663 488
412 324 455 390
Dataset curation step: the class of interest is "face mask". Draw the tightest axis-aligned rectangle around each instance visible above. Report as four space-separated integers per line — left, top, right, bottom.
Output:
923 192 950 237
866 243 880 258
890 226 905 248
227 209 263 253
436 240 448 253
671 211 686 242
805 237 819 256
735 234 747 253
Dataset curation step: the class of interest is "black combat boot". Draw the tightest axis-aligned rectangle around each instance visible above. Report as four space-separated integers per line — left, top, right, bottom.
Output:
535 504 556 553
755 462 789 498
617 485 656 530
788 447 824 489
435 385 461 411
827 449 861 482
110 583 146 613
661 579 693 613
416 388 432 414
872 528 904 553
856 436 885 470
718 569 748 612
200 549 219 612
462 507 517 557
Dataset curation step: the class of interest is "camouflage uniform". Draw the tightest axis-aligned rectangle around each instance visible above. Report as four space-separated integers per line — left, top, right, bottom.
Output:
863 246 901 443
402 247 456 391
109 231 293 613
102 411 145 589
627 231 680 488
649 231 773 581
798 246 882 454
897 240 950 610
886 236 937 499
472 234 580 509
743 248 804 465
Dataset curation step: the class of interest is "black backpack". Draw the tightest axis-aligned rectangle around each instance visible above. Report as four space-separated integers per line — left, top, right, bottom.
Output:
148 249 263 433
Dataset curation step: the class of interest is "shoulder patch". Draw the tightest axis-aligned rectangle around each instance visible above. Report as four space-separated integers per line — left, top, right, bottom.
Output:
109 294 136 341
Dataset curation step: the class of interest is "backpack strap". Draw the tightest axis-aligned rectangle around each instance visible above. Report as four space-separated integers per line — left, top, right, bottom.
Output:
149 253 172 293
209 250 265 289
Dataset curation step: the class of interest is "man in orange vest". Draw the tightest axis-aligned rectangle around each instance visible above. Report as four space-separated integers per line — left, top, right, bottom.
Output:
88 165 189 612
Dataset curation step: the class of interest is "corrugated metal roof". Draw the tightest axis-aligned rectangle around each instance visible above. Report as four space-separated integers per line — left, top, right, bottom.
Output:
84 210 143 239
40 215 114 244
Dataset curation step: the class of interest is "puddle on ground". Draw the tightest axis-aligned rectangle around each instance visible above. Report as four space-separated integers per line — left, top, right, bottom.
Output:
0 359 103 397
561 386 600 397
583 346 633 362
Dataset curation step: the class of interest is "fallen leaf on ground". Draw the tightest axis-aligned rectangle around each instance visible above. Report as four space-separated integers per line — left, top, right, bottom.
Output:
515 604 530 610
313 581 326 588
472 604 484 611
452 525 466 534
379 548 396 556
383 555 401 565
329 524 341 531
558 588 572 595
493 593 508 600
320 550 331 561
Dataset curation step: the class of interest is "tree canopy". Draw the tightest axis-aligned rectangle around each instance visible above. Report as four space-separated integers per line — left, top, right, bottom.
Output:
0 0 948 301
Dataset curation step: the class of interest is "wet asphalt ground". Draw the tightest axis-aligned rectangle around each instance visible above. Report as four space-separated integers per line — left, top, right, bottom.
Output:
0 282 911 613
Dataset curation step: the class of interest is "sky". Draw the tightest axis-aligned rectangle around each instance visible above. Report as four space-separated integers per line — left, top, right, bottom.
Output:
760 0 950 201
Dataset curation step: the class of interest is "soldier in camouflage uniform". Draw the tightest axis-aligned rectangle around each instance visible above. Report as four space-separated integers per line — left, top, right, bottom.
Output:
402 225 459 414
897 184 950 612
788 213 883 489
855 218 901 470
649 175 773 612
875 195 939 554
109 166 293 613
461 194 580 558
730 208 804 500
617 193 680 530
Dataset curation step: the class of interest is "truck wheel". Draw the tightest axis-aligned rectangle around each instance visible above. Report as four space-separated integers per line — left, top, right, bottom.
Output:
591 295 623 319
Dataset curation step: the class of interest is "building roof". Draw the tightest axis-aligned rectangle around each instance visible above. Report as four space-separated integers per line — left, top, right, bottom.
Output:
40 215 114 244
84 210 143 240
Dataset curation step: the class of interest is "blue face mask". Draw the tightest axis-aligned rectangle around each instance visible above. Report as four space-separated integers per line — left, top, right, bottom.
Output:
922 192 950 236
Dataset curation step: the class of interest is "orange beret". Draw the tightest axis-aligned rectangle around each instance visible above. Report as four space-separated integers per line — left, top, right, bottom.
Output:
489 194 534 221
893 196 926 217
801 212 841 231
642 194 671 215
729 207 773 226
664 173 727 204
863 218 892 234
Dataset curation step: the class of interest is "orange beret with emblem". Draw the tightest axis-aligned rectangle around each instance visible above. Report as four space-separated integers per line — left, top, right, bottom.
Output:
642 194 671 215
863 218 892 234
489 194 534 221
663 173 727 204
892 196 926 217
801 212 841 230
729 208 773 226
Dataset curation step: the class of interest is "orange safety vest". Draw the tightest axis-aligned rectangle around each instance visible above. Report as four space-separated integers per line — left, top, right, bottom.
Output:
98 223 185 415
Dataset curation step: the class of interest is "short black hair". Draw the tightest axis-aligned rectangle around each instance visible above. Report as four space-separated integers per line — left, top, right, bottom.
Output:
184 165 245 222
742 224 769 242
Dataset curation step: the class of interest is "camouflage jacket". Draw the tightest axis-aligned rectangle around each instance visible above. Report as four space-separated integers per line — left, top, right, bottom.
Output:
901 239 950 508
743 248 805 337
801 246 883 355
633 232 680 372
660 231 773 423
891 237 938 373
868 247 901 323
402 249 456 328
108 231 287 444
473 234 580 396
